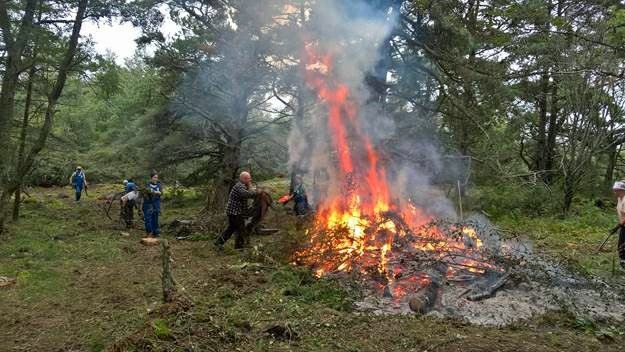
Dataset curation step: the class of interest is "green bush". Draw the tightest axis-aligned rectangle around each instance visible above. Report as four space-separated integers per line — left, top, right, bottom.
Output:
468 182 561 218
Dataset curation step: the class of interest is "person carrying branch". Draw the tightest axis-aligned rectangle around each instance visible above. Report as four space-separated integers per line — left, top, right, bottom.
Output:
143 172 163 238
121 179 139 228
215 171 261 250
69 165 87 202
613 181 625 268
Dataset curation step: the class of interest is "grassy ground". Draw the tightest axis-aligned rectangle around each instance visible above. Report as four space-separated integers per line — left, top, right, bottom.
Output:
0 182 623 351
494 202 623 278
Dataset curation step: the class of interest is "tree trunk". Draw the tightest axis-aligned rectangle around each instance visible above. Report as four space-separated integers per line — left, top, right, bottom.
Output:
0 0 87 231
562 175 575 213
208 142 241 211
0 0 38 178
543 80 560 184
534 74 549 174
12 64 36 221
604 142 619 194
289 84 307 194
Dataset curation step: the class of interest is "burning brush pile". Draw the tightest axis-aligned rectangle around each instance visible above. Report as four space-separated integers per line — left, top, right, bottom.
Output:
289 41 625 326
292 44 513 314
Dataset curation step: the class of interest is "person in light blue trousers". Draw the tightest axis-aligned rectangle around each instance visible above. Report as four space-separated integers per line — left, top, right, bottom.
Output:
69 166 87 201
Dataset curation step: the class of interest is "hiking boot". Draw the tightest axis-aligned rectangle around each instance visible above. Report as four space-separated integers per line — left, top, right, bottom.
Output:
214 242 224 251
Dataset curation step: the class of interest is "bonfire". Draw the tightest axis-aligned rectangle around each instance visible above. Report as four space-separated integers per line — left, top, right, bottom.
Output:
292 43 508 309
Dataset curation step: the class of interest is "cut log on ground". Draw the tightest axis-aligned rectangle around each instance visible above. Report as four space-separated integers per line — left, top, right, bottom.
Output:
141 237 160 246
408 282 439 315
256 228 280 235
0 276 16 288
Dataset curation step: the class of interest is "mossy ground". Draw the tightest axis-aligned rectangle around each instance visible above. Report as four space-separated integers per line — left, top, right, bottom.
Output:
1 182 623 351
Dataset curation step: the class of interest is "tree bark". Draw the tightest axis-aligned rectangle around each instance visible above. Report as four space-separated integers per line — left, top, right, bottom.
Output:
207 98 246 211
563 174 576 213
534 74 549 173
0 0 88 230
161 240 177 303
0 0 38 176
12 65 36 221
208 141 241 211
543 80 560 184
604 142 619 194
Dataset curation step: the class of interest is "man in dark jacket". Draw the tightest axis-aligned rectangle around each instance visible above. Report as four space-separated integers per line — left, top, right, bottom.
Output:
215 171 259 249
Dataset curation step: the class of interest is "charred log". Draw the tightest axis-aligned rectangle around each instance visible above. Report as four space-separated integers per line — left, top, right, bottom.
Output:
409 281 439 315
466 273 511 301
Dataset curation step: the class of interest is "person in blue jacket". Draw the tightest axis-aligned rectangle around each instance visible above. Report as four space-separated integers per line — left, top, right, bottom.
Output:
69 166 87 201
291 176 309 216
121 179 139 228
143 172 163 237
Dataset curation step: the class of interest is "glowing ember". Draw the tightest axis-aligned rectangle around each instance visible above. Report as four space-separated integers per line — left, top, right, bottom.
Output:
293 43 497 300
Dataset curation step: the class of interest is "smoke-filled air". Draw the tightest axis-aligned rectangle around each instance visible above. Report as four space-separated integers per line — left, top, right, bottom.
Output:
2 0 625 350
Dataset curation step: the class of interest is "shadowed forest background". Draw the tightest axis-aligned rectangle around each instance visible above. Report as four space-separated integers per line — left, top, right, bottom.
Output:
2 0 625 351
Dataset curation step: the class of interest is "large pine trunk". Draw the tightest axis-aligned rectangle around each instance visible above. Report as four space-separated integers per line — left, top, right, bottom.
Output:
207 143 241 212
12 64 35 221
604 142 618 194
206 99 246 212
0 0 38 182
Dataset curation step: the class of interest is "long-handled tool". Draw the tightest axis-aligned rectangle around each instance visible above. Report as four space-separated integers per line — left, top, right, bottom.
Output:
597 224 622 252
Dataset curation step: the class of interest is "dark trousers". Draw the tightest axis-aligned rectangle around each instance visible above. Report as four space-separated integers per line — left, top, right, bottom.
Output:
75 185 83 201
618 226 625 260
122 200 135 228
217 215 247 248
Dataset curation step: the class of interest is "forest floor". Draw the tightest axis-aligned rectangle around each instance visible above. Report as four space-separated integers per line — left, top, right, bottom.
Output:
1 181 624 351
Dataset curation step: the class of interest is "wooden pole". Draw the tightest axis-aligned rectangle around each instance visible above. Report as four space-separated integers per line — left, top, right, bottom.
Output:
161 240 177 303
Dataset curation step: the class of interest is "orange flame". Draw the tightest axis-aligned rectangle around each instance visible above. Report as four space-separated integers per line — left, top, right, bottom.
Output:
295 43 494 299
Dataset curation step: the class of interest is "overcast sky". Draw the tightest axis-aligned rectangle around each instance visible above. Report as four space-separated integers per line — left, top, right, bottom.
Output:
81 10 179 65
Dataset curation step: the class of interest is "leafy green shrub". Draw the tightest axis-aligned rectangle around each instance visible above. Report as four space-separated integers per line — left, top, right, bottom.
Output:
468 182 561 218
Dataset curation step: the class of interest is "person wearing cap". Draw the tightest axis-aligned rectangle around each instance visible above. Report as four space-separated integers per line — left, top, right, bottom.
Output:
121 179 139 228
143 172 163 237
69 166 87 201
121 179 139 202
613 181 625 267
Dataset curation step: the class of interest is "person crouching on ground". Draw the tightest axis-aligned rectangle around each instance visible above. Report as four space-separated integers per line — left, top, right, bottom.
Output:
215 171 261 250
69 165 87 202
143 172 162 237
613 181 625 268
